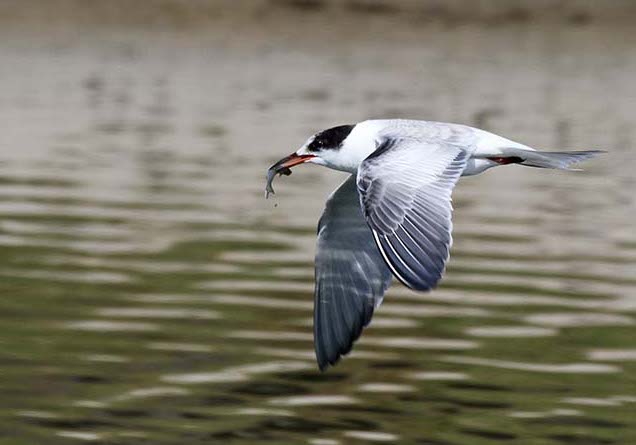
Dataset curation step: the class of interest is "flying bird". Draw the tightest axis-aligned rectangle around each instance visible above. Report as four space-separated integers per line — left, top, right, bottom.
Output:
266 119 602 371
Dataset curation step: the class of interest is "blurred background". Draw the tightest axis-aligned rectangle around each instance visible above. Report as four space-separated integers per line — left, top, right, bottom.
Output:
0 1 634 444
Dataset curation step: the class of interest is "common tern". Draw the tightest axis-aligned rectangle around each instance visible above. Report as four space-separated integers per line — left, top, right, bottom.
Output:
266 119 602 371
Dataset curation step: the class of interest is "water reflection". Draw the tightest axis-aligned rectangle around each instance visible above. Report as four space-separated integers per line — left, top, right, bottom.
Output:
523 312 634 327
63 320 160 332
1 8 634 445
441 356 620 374
343 431 399 442
465 326 558 337
56 431 102 441
356 383 415 393
163 361 314 385
409 372 469 381
586 349 636 361
94 307 221 320
269 395 359 407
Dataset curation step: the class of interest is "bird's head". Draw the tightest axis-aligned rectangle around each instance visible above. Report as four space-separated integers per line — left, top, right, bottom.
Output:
269 124 364 174
266 122 385 197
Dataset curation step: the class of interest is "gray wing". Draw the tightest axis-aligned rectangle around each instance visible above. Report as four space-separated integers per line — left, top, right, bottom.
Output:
314 175 392 371
357 136 469 291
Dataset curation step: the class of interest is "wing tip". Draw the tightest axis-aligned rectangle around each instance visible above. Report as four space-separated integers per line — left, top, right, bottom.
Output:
317 355 340 372
314 344 346 372
314 320 366 372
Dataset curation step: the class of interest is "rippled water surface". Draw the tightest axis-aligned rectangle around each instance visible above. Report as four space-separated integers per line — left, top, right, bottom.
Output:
1 13 635 445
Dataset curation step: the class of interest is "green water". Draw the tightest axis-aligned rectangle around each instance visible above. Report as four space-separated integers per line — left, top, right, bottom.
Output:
0 14 635 445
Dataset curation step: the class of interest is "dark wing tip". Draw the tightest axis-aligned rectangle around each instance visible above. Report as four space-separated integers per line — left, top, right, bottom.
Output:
314 340 356 372
316 354 339 372
314 309 370 372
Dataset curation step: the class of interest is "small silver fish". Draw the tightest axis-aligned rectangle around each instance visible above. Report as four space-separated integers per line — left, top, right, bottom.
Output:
265 152 315 199
265 164 292 199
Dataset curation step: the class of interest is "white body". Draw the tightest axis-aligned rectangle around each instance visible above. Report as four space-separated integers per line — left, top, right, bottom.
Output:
298 119 533 176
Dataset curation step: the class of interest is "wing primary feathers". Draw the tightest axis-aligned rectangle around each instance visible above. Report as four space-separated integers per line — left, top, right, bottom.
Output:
313 175 392 371
315 135 469 370
373 230 413 289
358 137 470 294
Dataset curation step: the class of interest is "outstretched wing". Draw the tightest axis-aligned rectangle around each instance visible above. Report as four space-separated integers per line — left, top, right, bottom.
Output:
357 136 469 291
314 175 392 371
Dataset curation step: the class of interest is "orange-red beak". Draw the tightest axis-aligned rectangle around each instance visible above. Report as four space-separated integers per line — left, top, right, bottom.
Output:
271 153 316 170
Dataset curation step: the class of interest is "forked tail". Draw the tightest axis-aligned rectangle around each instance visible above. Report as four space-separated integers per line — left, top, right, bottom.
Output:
491 148 604 170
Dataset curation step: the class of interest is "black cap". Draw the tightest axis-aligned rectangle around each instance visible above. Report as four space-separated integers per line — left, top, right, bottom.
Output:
307 124 356 152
